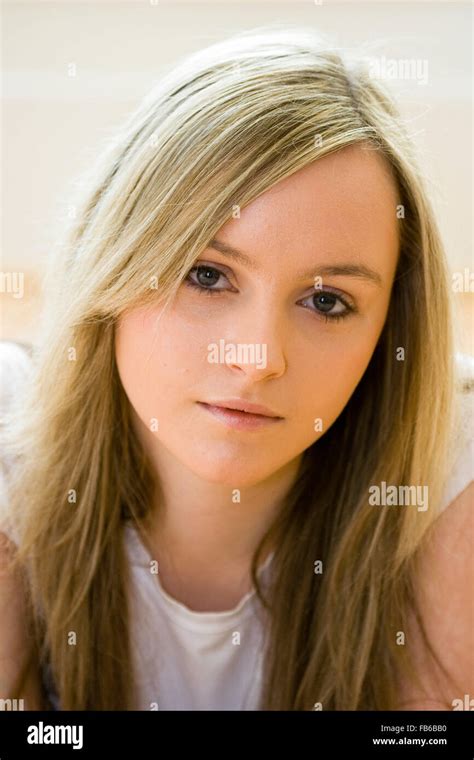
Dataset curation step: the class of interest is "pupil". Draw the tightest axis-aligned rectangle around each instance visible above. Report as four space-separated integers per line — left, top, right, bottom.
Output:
197 267 219 286
314 293 336 312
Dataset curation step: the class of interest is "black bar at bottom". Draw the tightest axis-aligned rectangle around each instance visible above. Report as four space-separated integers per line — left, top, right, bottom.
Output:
0 709 472 758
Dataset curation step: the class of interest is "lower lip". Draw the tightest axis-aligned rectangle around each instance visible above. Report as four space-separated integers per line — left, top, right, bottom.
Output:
197 402 283 431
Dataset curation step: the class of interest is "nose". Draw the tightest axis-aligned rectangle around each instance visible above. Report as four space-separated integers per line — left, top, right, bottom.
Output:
222 304 287 382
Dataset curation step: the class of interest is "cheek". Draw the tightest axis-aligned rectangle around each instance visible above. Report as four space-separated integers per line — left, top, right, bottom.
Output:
295 311 387 430
114 306 209 421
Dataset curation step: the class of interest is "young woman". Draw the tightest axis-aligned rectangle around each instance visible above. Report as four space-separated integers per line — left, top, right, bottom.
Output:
0 26 472 711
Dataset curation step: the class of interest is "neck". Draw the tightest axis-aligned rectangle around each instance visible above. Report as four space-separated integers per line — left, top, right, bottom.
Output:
135 437 302 611
145 447 302 564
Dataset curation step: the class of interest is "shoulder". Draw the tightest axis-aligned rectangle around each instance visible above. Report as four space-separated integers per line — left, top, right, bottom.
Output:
0 340 33 413
399 480 473 709
0 342 45 707
0 340 34 544
396 356 474 709
428 354 474 663
438 353 474 513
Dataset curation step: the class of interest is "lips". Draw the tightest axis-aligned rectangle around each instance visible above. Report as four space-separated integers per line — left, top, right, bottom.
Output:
197 400 283 431
200 399 282 418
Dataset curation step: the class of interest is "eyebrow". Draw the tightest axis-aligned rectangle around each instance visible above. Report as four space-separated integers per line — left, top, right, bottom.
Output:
208 238 383 288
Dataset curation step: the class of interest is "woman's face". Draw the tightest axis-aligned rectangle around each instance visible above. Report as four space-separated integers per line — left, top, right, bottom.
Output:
115 143 400 487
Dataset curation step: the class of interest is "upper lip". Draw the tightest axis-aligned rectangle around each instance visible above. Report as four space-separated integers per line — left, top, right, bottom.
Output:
200 399 282 418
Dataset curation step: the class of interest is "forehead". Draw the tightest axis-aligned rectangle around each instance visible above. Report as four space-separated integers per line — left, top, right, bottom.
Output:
218 143 400 281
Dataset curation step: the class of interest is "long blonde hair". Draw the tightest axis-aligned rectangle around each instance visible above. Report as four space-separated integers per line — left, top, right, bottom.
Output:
3 25 464 709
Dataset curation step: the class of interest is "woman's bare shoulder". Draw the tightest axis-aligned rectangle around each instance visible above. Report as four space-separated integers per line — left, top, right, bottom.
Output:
395 481 473 710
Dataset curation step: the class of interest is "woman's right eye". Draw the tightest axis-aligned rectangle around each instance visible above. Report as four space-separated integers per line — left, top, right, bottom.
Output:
185 265 231 295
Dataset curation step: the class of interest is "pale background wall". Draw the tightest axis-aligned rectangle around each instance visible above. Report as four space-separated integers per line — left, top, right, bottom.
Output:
1 0 472 354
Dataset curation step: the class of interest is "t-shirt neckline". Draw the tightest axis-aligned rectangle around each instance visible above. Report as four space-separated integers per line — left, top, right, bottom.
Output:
124 520 274 632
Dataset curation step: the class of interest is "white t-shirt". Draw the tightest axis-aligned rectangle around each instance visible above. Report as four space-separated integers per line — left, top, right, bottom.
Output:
126 522 273 710
0 340 473 711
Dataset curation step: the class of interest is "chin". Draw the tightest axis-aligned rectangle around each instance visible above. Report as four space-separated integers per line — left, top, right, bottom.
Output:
185 454 271 488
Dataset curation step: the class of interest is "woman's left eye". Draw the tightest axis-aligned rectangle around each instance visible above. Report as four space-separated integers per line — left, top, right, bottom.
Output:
185 265 230 294
299 291 354 322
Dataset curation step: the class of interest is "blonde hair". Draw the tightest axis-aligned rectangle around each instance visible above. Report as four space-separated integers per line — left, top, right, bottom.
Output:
3 24 463 709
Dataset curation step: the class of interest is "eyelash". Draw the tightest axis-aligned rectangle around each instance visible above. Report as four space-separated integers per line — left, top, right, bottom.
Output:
185 264 355 323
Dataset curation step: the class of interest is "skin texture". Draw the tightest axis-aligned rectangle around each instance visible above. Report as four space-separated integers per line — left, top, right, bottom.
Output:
395 481 474 709
114 142 400 610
